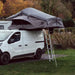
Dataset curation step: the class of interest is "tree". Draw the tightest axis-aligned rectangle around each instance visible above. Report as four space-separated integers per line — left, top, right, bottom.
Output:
0 1 3 17
2 0 34 17
41 0 51 14
41 0 72 19
41 0 60 15
0 0 6 3
0 0 42 17
63 18 75 27
61 0 75 18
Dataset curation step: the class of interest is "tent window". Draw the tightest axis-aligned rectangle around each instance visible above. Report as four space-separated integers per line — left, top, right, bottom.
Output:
12 20 31 25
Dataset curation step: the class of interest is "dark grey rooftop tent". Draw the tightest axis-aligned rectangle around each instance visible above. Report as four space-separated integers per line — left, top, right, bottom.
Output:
6 8 64 30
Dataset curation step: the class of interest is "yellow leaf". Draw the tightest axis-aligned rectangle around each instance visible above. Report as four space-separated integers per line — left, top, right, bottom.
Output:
0 1 3 14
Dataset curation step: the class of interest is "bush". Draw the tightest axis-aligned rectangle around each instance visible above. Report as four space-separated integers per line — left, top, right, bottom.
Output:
65 27 75 34
52 32 75 49
63 18 75 27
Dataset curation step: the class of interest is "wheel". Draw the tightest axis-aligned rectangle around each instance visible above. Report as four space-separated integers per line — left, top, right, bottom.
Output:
0 53 10 65
34 49 42 59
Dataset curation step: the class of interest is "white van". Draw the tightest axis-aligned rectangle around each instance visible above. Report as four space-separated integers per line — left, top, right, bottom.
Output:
0 30 45 65
0 21 12 30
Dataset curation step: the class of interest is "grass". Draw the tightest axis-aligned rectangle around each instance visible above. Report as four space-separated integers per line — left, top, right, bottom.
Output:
0 49 75 75
55 49 75 56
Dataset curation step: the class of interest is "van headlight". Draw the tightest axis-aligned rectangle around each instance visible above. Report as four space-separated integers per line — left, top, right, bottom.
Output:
0 43 2 46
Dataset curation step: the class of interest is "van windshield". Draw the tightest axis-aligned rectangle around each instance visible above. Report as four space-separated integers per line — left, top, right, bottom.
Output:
0 31 12 42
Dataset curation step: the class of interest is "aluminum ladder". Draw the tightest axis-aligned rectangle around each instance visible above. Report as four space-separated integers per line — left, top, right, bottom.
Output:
43 29 57 67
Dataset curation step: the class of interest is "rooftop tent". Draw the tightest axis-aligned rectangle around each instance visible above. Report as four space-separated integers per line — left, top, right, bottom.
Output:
6 8 64 30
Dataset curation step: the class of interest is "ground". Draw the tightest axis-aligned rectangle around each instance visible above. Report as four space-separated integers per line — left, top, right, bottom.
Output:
0 49 75 75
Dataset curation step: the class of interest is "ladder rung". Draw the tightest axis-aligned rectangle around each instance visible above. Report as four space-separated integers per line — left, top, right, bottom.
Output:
45 38 49 40
48 48 51 50
47 48 51 50
47 39 50 40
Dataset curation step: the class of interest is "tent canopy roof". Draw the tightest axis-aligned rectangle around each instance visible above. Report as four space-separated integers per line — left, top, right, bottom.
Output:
21 8 56 21
6 8 56 21
6 8 64 30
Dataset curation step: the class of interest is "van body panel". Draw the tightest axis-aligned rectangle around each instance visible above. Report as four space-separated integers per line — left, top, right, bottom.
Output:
0 30 44 59
0 21 12 30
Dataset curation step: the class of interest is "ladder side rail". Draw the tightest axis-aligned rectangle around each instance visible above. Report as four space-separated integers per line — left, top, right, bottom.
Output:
43 29 51 62
48 29 57 67
48 30 53 59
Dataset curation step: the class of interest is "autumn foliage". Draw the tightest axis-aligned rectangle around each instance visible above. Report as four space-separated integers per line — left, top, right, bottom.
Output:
0 1 3 17
0 0 75 19
0 0 41 17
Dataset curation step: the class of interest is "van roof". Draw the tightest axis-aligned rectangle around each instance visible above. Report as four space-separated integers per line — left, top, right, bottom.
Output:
0 21 12 24
0 30 19 33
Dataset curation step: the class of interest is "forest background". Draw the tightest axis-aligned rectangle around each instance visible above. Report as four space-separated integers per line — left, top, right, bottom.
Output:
0 0 75 19
0 0 75 27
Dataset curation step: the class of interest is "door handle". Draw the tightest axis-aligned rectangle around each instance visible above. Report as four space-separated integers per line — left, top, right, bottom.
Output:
19 45 22 47
25 44 28 46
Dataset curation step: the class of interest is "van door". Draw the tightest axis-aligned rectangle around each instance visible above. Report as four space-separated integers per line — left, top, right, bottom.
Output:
8 32 23 56
22 31 35 54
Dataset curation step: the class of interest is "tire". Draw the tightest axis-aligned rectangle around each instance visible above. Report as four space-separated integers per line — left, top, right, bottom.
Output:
34 49 42 59
0 53 10 65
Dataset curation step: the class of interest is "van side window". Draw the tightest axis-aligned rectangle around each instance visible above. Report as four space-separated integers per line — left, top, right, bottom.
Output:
8 32 20 44
0 25 4 29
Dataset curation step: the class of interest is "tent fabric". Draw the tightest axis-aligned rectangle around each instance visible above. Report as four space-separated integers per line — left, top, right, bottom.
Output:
6 8 55 21
6 8 64 30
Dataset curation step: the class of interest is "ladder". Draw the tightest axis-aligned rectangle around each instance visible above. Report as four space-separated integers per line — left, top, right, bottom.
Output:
43 29 57 67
